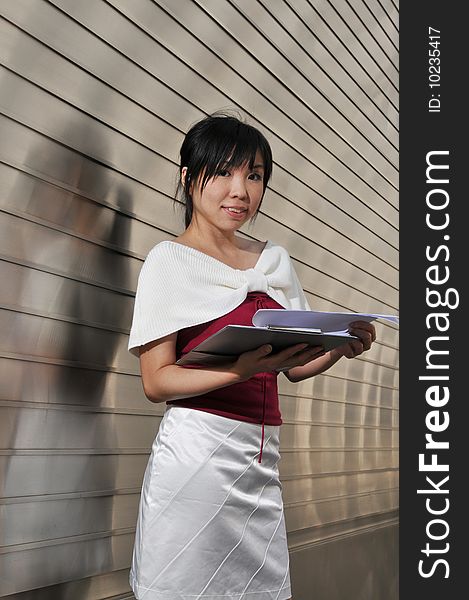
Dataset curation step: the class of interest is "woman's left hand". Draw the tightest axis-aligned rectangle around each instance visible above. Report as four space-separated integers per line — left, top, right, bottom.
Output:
332 321 376 359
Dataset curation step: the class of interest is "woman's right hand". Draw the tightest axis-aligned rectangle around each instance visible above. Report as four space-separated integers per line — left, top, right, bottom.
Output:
231 342 325 381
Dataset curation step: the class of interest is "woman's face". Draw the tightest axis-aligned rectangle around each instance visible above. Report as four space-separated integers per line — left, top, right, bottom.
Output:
183 149 265 231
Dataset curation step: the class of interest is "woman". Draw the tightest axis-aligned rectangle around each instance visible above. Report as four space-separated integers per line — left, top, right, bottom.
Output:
128 113 375 599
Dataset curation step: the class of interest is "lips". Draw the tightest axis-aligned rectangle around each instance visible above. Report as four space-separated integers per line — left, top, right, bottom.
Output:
222 206 247 212
222 206 247 219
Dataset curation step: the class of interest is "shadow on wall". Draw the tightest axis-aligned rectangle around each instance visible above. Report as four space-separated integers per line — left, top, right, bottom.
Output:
2 116 134 596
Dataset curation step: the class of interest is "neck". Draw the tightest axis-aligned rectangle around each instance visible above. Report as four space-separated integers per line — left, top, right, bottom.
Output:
184 221 241 251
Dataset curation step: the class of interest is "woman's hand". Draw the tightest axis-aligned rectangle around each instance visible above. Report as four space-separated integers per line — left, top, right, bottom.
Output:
331 321 376 360
231 342 325 381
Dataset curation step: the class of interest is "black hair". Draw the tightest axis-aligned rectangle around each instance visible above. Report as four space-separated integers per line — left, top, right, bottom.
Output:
175 112 273 229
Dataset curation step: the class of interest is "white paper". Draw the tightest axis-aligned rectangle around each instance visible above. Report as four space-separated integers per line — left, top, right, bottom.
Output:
252 309 399 335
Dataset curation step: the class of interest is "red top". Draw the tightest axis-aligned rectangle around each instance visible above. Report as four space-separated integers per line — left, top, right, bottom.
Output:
168 292 285 461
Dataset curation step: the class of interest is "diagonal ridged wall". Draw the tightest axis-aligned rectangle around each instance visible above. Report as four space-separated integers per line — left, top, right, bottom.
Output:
0 1 398 598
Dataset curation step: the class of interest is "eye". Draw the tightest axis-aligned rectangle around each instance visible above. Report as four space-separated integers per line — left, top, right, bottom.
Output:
249 172 263 181
216 169 230 177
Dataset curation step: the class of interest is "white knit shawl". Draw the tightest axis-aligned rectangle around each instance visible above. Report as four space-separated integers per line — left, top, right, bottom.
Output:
128 239 311 357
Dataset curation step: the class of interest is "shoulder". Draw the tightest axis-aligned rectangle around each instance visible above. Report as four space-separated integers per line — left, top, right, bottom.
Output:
254 239 272 256
262 239 290 259
137 241 175 283
143 240 175 263
241 238 265 253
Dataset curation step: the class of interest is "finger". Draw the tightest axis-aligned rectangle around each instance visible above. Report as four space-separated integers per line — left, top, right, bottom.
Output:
277 343 310 359
349 323 375 344
304 345 325 358
296 346 325 364
263 343 309 366
350 320 374 328
350 321 376 342
294 345 325 361
349 321 375 334
272 345 323 371
337 340 363 359
270 344 325 371
338 344 355 359
349 328 373 351
348 340 364 356
256 344 273 356
291 346 326 367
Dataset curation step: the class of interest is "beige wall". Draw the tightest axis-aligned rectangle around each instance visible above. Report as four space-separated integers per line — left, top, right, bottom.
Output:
0 1 398 598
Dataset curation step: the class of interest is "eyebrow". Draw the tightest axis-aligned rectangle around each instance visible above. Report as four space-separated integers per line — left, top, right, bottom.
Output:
220 160 265 170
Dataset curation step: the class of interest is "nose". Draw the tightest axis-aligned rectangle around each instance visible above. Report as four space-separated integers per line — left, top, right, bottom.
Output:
229 173 248 200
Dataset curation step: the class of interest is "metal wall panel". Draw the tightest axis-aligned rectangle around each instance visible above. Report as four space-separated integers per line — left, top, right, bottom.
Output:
0 0 398 598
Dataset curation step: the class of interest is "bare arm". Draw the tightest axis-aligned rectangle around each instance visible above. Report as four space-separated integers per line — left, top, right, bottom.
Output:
138 333 243 403
139 332 325 403
284 349 343 383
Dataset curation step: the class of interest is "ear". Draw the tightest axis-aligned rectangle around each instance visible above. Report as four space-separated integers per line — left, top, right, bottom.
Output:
181 166 188 187
181 166 194 197
181 166 192 189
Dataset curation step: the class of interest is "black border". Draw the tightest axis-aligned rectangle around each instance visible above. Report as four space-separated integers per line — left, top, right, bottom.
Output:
400 3 465 596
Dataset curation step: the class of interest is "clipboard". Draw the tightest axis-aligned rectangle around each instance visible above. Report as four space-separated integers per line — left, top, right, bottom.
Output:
175 325 358 367
175 309 398 368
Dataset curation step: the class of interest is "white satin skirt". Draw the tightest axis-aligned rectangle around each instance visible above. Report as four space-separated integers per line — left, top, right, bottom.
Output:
129 406 291 600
